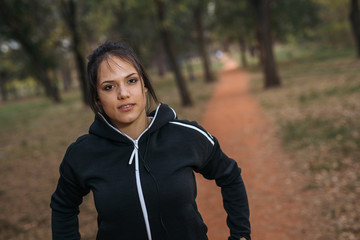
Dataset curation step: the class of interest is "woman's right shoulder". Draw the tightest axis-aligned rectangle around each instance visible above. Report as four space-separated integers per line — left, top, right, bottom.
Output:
60 133 102 170
69 133 90 147
64 134 97 159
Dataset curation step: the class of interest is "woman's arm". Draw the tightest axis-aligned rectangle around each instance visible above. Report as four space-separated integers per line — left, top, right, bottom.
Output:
196 137 251 240
50 148 89 240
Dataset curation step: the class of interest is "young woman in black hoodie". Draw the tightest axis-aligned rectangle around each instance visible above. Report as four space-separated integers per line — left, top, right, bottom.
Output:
50 40 251 240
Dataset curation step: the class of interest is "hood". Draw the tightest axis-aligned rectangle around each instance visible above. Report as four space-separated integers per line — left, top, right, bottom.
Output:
89 103 177 144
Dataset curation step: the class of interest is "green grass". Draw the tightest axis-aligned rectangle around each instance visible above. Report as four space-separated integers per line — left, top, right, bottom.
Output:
0 99 52 131
250 44 360 238
252 46 360 167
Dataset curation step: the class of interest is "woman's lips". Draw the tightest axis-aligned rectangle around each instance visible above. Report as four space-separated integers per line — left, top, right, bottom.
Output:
118 104 135 111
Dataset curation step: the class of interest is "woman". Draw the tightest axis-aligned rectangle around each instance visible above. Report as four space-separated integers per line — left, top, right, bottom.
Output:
50 40 251 240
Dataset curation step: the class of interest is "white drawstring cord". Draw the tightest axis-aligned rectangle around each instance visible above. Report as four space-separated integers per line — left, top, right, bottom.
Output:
129 140 152 240
99 104 163 240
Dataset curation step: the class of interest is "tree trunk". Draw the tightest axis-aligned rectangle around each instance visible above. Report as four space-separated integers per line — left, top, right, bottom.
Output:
239 37 248 68
255 27 265 68
0 73 8 102
60 57 72 91
155 49 166 78
22 42 61 102
251 0 281 88
61 0 88 104
350 0 360 58
0 5 61 102
185 56 196 82
37 67 61 102
24 45 61 102
154 0 193 106
193 1 215 83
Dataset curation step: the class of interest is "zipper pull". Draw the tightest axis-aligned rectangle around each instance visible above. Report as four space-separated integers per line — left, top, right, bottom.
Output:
129 141 138 165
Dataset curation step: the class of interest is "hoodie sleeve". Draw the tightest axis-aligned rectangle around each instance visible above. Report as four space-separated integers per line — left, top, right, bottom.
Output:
195 136 251 240
50 144 90 240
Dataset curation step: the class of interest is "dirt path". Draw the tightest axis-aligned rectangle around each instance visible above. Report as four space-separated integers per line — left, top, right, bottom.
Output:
196 57 316 240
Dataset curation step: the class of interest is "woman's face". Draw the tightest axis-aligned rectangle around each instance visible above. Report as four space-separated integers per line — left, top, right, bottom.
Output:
96 56 148 131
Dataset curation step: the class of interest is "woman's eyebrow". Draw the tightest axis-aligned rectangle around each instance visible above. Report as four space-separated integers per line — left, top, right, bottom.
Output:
99 80 115 85
125 72 137 78
99 73 138 85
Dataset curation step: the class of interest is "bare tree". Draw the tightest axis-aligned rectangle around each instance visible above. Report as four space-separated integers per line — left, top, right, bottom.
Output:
154 0 193 106
0 72 9 102
0 0 61 102
350 0 360 58
238 36 248 68
249 0 281 88
193 0 215 83
60 0 88 104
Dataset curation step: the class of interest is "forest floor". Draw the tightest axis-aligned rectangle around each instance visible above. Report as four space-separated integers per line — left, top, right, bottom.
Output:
196 56 332 240
0 54 343 240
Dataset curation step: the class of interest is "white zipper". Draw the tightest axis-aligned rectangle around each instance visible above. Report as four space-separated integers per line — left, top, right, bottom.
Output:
128 139 152 240
99 104 161 240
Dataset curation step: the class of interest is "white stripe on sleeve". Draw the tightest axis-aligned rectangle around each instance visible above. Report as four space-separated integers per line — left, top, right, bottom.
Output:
169 121 214 146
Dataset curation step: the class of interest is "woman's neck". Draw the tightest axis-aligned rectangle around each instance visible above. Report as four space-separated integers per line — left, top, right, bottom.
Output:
114 117 151 140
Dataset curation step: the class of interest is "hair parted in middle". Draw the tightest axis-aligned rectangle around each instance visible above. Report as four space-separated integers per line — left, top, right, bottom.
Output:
86 40 159 119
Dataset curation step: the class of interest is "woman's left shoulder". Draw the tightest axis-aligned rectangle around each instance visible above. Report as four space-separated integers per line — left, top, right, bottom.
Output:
167 119 215 146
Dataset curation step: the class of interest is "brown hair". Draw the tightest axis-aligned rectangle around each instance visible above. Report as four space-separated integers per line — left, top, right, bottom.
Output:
86 40 159 118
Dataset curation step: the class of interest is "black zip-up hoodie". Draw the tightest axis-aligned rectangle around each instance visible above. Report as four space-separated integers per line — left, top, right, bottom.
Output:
50 104 251 240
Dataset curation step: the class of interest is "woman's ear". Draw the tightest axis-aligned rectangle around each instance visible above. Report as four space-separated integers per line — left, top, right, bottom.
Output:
143 81 148 93
96 96 102 106
96 102 105 114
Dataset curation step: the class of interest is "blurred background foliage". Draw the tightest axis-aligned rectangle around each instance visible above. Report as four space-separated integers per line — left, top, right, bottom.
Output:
0 0 358 104
0 0 360 239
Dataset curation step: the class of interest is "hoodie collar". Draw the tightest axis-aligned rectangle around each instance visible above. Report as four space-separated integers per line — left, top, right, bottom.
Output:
89 103 177 143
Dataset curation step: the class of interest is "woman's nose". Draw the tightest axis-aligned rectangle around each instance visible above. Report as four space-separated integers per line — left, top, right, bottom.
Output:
117 86 130 99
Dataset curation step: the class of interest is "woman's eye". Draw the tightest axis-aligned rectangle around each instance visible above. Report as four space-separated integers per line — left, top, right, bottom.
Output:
103 85 114 91
128 78 138 84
